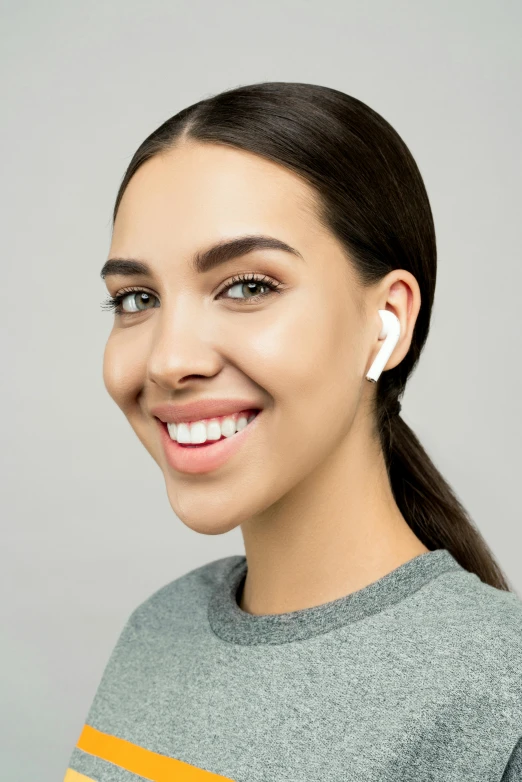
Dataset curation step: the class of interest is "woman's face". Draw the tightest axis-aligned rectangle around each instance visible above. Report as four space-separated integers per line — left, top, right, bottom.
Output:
103 141 378 533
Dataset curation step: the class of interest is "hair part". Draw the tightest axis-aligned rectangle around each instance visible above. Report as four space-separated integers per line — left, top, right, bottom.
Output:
112 81 512 592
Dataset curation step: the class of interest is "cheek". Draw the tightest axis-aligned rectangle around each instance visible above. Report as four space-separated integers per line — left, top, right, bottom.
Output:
237 298 361 464
102 334 147 411
243 293 359 405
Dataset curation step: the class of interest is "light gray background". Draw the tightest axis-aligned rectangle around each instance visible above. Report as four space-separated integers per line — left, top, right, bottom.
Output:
1 1 521 779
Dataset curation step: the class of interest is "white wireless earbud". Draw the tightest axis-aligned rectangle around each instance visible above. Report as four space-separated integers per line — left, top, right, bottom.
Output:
365 310 401 383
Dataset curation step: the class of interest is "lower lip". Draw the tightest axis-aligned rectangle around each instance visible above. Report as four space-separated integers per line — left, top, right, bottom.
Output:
156 410 262 475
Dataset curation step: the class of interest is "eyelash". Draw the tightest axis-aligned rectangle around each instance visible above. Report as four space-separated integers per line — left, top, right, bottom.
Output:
100 272 284 316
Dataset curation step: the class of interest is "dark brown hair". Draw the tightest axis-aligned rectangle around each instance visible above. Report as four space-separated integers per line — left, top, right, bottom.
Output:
112 81 512 592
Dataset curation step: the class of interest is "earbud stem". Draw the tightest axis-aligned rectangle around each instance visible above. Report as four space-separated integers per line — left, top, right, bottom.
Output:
365 310 401 382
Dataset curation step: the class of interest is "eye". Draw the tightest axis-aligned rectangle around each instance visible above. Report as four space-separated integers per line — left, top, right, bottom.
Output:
100 288 159 315
217 273 283 304
100 273 284 317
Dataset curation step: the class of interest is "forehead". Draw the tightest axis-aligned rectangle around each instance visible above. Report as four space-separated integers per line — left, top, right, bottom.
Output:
110 141 322 256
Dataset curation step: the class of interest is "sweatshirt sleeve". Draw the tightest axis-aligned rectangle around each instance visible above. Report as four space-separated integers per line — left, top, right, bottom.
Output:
501 736 522 781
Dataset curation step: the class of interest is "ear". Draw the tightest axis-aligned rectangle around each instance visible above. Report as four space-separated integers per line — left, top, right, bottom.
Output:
369 270 421 373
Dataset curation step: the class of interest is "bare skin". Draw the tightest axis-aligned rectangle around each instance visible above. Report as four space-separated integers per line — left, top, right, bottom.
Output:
102 140 429 617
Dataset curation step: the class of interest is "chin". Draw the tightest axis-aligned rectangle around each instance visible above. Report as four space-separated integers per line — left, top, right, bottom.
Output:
164 484 249 536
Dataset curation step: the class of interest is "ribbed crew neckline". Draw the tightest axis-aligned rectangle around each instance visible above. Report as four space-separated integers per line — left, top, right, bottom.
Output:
207 548 467 645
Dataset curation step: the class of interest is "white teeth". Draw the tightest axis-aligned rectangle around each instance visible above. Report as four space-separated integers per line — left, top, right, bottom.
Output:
174 422 191 444
189 421 207 444
236 415 248 431
206 420 222 441
166 411 258 444
221 417 237 438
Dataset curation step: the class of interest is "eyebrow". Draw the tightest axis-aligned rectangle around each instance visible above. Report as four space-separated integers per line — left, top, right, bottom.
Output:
99 235 304 280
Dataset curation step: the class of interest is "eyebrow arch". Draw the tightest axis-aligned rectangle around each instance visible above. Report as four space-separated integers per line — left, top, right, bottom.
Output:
99 234 304 280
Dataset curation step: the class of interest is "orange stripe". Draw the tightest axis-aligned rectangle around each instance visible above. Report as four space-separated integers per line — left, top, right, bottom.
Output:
77 724 235 781
64 769 97 782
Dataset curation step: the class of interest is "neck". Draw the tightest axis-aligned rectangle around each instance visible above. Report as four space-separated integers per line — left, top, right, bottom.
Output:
238 420 429 616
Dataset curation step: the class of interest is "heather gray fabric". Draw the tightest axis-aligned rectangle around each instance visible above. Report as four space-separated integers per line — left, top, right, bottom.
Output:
65 548 522 781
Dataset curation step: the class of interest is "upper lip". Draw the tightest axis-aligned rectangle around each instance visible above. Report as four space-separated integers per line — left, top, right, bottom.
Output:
150 398 263 424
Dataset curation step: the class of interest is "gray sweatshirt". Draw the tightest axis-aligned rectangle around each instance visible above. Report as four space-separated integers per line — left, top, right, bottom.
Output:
64 548 522 781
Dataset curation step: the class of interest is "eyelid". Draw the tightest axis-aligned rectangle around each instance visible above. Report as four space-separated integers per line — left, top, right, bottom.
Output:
216 271 283 296
112 285 155 298
111 273 283 300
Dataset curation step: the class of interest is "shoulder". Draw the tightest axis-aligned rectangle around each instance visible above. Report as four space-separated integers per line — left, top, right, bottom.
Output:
410 568 522 691
429 569 522 648
126 554 244 630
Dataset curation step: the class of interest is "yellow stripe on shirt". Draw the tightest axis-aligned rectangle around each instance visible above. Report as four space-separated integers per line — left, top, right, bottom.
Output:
74 723 235 781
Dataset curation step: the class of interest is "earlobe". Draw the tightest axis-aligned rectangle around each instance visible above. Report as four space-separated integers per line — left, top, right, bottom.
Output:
365 310 401 383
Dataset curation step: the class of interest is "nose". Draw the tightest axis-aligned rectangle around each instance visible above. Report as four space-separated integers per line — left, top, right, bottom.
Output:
146 296 222 388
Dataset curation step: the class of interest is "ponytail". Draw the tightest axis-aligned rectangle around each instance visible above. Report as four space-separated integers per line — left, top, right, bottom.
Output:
384 414 512 591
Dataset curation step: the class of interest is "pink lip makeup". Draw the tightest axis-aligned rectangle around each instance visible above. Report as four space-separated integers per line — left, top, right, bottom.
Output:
157 409 262 475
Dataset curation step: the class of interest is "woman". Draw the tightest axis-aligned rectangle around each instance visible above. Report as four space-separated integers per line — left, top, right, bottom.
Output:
64 82 522 781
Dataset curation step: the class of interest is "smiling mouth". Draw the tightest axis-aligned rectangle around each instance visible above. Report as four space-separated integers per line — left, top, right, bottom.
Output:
157 409 263 475
161 409 261 448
